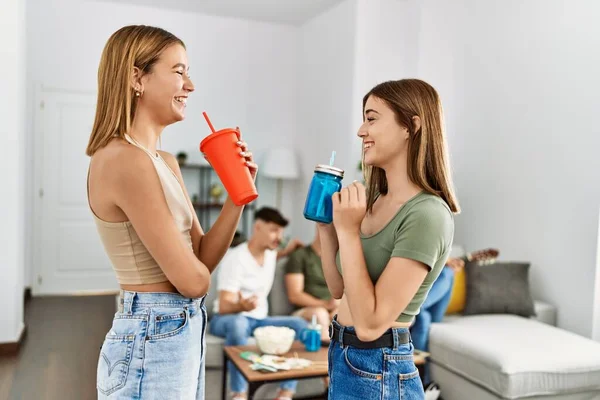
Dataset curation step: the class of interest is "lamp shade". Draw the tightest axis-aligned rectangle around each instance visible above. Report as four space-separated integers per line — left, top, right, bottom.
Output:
262 148 299 180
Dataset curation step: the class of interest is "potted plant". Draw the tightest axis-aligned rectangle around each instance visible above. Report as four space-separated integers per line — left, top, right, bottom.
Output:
209 183 224 203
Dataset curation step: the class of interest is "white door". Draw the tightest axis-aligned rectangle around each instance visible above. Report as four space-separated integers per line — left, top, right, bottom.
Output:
33 86 118 295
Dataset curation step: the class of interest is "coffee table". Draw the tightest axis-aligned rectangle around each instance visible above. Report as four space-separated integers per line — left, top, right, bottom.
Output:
413 349 430 382
222 341 328 400
221 342 430 399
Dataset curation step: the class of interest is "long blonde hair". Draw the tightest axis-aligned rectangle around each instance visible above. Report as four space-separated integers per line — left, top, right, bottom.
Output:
362 79 460 214
86 25 184 156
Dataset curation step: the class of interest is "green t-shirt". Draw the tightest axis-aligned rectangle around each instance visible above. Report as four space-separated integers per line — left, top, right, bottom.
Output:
284 246 332 303
336 191 454 323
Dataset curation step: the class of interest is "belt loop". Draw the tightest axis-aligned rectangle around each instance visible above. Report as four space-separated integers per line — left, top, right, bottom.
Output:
122 291 135 315
338 326 345 349
117 289 124 313
392 328 399 351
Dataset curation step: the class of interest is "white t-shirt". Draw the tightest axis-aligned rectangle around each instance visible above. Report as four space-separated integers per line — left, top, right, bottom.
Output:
213 242 277 320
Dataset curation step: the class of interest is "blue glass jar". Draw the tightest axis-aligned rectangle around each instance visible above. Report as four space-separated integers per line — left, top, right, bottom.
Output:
303 164 344 224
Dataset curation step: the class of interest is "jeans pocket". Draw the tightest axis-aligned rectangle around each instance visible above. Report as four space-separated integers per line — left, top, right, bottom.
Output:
97 334 135 396
342 346 383 380
399 369 424 400
148 307 190 341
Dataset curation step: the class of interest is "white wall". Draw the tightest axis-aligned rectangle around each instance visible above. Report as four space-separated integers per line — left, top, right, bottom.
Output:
295 0 600 338
593 210 600 342
351 0 421 164
292 0 358 242
417 0 600 338
25 0 299 285
0 0 26 343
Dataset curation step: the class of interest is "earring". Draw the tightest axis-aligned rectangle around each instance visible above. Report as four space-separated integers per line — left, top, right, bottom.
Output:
135 91 141 97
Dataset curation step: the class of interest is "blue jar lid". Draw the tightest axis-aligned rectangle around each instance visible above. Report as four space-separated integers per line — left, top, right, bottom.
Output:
315 164 344 178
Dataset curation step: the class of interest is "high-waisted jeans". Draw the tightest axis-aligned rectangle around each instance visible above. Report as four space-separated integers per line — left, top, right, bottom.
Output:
328 318 425 399
97 290 207 399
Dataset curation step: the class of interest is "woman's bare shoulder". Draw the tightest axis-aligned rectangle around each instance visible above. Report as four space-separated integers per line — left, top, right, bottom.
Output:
91 139 151 176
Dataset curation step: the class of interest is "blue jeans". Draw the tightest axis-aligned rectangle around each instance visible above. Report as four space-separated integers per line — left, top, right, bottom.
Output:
328 319 424 399
410 267 454 384
210 313 308 394
411 267 455 352
97 290 207 399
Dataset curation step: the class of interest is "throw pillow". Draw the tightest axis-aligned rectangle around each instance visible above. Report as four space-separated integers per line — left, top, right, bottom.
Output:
463 261 536 317
445 267 466 314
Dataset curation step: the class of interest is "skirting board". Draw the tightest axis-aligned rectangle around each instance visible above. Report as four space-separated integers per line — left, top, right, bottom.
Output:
0 323 27 356
0 288 32 356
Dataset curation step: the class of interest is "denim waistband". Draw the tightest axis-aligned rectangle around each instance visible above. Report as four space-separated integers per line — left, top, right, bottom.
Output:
330 316 412 349
118 289 206 314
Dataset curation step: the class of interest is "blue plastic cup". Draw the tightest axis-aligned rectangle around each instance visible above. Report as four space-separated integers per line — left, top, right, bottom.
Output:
300 324 322 352
303 164 344 224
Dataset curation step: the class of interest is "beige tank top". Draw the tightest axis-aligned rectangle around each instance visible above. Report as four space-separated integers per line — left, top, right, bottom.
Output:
88 134 194 285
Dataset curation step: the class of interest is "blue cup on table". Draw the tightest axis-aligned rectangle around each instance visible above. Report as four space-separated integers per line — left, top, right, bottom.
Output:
300 320 322 352
303 164 344 224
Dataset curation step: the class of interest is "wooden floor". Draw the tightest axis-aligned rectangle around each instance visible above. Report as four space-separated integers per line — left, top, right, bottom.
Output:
0 296 324 400
0 295 116 400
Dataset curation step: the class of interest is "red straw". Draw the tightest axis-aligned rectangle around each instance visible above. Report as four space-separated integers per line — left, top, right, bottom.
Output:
202 111 216 133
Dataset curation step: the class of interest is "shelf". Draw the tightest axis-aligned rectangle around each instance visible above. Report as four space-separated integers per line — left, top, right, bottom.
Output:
182 161 256 238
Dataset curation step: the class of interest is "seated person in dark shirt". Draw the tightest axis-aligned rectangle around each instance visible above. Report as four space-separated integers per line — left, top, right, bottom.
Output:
284 227 338 343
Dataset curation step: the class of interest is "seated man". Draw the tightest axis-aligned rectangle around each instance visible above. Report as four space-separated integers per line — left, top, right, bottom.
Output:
410 247 499 386
210 207 307 400
284 227 338 343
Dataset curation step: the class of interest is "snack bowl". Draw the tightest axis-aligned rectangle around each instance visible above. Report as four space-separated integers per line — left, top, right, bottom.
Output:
253 326 296 355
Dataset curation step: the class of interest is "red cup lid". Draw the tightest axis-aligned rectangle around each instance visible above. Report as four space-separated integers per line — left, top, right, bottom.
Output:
200 128 241 152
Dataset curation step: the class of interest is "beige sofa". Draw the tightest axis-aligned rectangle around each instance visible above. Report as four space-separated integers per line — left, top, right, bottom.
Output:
429 247 600 399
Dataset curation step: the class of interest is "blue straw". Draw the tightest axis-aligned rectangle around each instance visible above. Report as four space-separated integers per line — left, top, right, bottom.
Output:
316 150 336 218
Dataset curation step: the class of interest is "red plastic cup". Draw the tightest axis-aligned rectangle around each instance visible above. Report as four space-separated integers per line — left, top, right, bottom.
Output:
200 128 258 206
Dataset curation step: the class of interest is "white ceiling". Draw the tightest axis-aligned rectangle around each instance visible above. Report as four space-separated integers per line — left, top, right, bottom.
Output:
93 0 345 25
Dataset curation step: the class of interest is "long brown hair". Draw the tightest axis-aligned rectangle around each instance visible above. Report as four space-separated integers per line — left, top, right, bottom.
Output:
86 25 185 156
362 79 460 214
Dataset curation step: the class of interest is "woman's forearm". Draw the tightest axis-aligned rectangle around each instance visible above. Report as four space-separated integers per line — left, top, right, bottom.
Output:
198 197 243 272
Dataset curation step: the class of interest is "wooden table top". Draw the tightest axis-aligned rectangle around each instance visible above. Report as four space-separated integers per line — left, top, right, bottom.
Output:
223 341 328 383
223 341 430 383
413 349 429 365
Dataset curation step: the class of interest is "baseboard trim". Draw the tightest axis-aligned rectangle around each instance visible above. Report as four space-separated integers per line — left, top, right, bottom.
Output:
24 287 32 303
0 324 28 356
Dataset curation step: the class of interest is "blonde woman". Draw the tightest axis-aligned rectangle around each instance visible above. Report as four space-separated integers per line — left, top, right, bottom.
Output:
87 25 257 399
318 79 459 399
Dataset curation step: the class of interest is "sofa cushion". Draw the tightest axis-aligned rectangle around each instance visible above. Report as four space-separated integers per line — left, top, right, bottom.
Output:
430 314 600 399
268 259 296 316
443 300 557 326
205 331 226 368
445 245 467 314
205 264 221 320
446 267 466 314
464 261 536 318
205 325 257 369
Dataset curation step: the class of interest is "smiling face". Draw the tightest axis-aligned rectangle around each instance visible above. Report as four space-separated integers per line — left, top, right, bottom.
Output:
357 95 410 169
254 220 285 250
134 44 194 126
